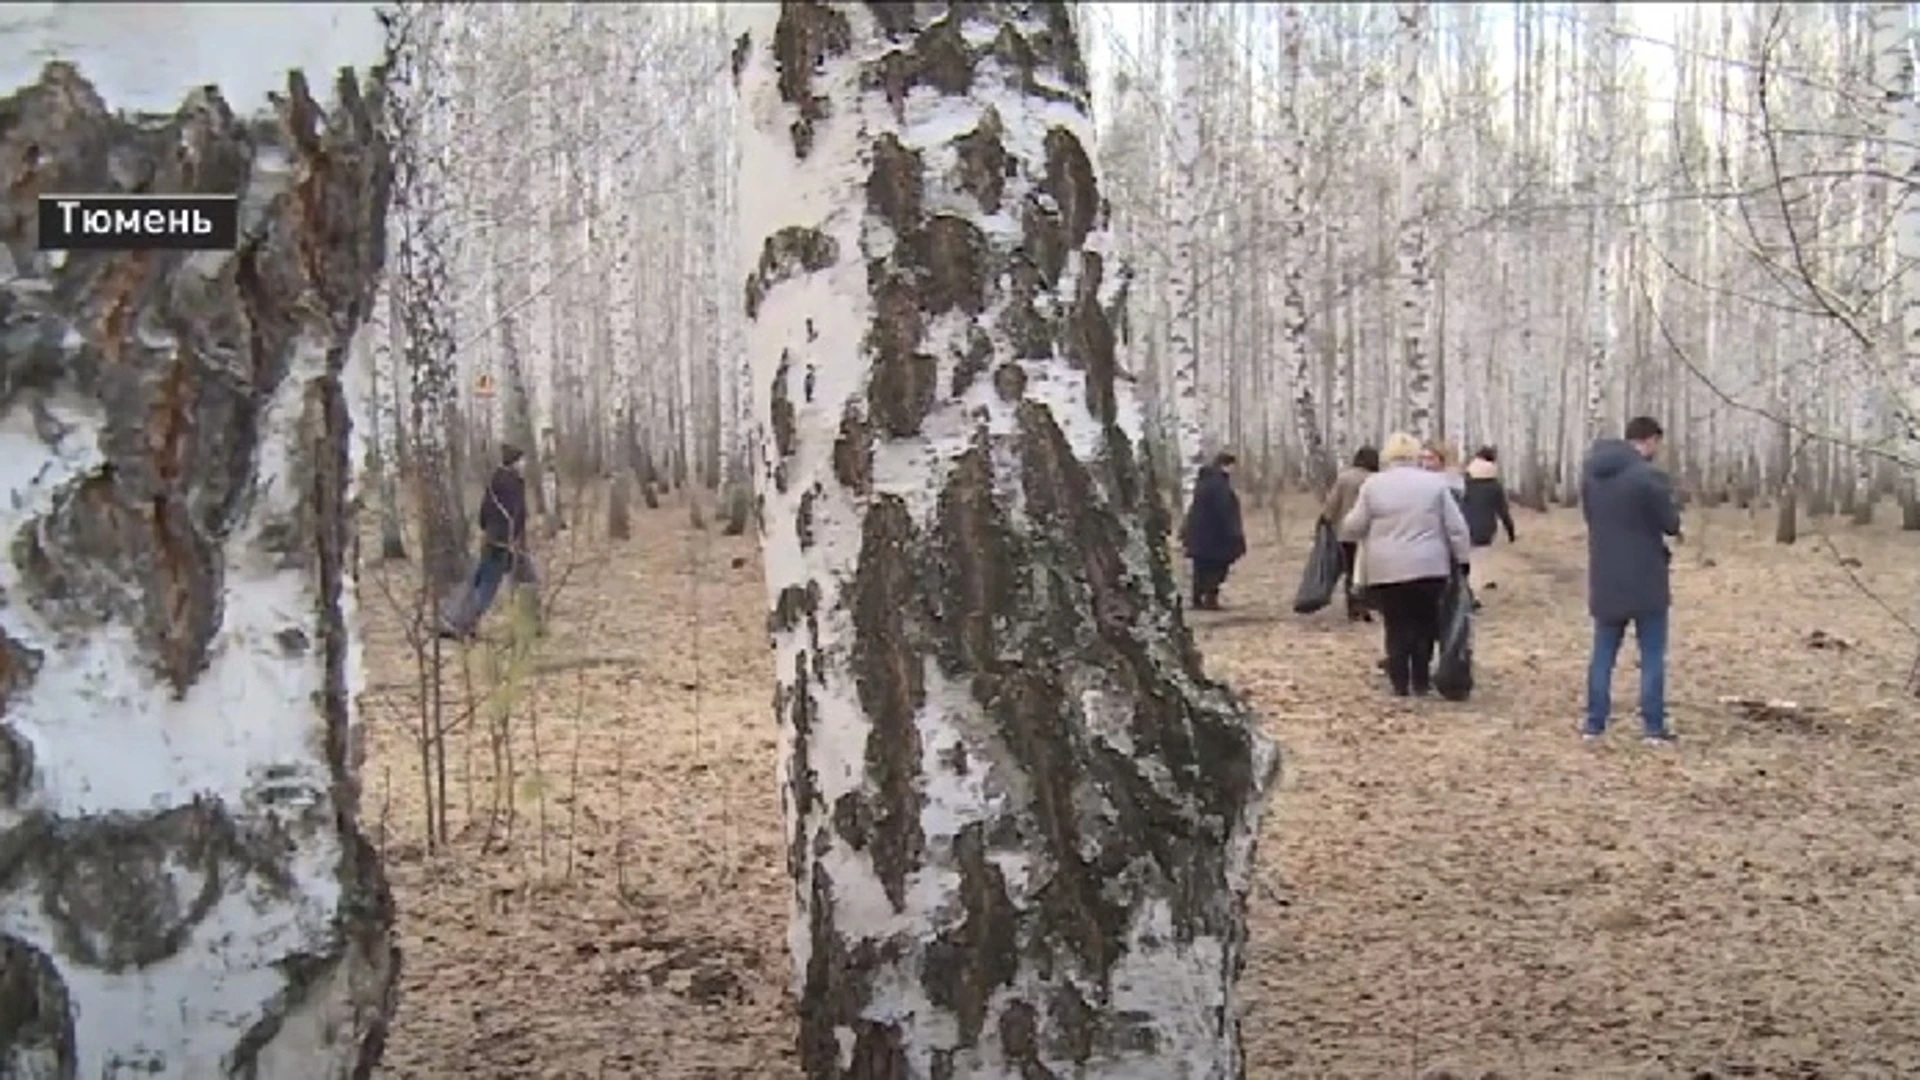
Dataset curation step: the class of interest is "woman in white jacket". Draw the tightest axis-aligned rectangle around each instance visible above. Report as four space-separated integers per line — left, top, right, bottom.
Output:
1341 432 1474 696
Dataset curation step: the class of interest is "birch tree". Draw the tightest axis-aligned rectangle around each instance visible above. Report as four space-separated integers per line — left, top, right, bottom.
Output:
1278 3 1330 487
0 31 395 1080
1168 2 1207 507
735 3 1277 1073
1395 2 1435 440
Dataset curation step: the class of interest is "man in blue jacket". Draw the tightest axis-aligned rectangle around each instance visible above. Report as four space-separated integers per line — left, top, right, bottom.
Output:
1580 416 1683 745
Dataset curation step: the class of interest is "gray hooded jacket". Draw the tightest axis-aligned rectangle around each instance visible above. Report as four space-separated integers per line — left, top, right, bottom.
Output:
1581 439 1682 623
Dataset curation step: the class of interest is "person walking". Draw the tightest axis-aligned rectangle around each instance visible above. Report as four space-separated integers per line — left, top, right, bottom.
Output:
443 444 538 640
1422 439 1467 505
1341 432 1472 697
1181 451 1247 611
1580 416 1683 745
1320 446 1380 622
1460 446 1517 601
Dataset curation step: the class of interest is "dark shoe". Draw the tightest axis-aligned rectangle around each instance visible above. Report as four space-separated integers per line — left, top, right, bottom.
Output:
1411 684 1431 698
1643 732 1678 747
1389 685 1411 697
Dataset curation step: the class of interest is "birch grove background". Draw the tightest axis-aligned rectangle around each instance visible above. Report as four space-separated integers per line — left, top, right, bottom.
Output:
10 0 1920 1075
370 1 1919 556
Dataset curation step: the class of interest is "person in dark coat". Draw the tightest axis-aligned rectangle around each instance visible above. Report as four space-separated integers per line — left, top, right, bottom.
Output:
1580 416 1682 745
444 444 536 639
1460 446 1517 604
1181 451 1246 611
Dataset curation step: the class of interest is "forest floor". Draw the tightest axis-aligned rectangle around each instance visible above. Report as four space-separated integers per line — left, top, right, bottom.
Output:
358 491 1920 1079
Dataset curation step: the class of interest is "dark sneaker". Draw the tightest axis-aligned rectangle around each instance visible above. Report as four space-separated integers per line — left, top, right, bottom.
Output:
1580 728 1604 743
1643 732 1678 747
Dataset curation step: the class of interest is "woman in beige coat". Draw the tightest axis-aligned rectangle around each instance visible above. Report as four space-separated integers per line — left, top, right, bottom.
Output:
1341 432 1473 696
1319 445 1380 621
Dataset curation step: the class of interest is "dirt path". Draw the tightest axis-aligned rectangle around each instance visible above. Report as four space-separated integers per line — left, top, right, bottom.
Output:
362 496 1920 1078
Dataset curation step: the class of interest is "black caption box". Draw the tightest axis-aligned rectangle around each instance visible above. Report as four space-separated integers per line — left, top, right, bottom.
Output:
38 193 241 251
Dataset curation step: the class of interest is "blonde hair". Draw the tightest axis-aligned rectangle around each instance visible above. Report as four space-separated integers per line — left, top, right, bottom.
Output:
1424 439 1456 468
1380 431 1422 465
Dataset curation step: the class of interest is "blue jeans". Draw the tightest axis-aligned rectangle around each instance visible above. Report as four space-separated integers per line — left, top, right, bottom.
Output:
449 544 536 635
1584 610 1669 736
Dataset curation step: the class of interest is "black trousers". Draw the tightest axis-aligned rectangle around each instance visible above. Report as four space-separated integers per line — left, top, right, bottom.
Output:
1337 541 1367 616
1192 558 1231 607
1371 576 1448 693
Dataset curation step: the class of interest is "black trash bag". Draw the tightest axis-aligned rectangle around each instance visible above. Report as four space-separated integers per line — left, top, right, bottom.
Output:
1292 518 1344 614
1434 572 1475 701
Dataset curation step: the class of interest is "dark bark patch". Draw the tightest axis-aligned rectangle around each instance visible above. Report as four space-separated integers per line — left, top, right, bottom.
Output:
866 1 920 38
0 631 43 719
866 134 924 227
848 496 927 912
915 215 989 316
921 823 1019 1049
832 405 873 495
982 18 1086 108
830 791 871 851
951 326 994 399
866 273 934 438
984 665 1130 987
31 799 292 973
0 934 74 1080
731 31 752 84
0 726 30 808
1000 1000 1059 1077
784 654 820 883
997 260 1052 360
911 16 978 96
1032 5 1092 98
869 14 977 120
773 2 853 159
795 488 818 550
747 226 840 320
1017 401 1138 636
769 581 819 637
953 107 1009 213
870 350 938 440
799 865 901 1076
13 471 221 700
1046 982 1096 1063
1066 250 1118 424
930 442 1015 678
1021 203 1069 290
992 363 1027 403
770 351 798 494
1040 128 1098 254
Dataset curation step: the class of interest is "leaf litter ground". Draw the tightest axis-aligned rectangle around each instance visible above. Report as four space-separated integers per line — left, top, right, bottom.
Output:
360 495 1920 1078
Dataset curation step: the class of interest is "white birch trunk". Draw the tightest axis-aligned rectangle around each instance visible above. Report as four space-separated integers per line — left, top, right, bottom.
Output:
1168 3 1207 509
1395 2 1436 440
0 19 396 1077
1277 3 1328 487
736 4 1277 1075
1584 2 1620 440
1880 3 1920 502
